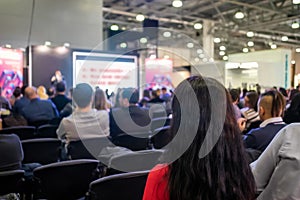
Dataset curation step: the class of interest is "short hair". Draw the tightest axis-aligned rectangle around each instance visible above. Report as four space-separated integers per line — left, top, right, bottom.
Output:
229 89 240 102
21 85 28 95
73 83 93 108
121 88 139 104
162 87 167 91
260 90 285 117
56 82 66 93
13 87 22 98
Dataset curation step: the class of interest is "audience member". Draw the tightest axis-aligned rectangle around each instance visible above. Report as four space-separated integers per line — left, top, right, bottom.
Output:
0 134 23 171
51 82 71 112
251 123 300 199
37 85 49 100
143 76 255 200
94 87 110 110
160 87 171 102
229 88 242 120
284 93 300 124
9 86 21 107
139 89 151 107
241 92 261 132
110 88 151 138
21 86 59 124
46 87 55 99
57 83 109 144
149 89 164 103
0 87 12 110
286 89 299 109
244 90 286 152
13 85 30 115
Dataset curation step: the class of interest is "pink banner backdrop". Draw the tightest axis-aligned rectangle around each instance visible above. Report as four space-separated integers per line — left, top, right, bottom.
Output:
0 48 23 98
145 58 173 89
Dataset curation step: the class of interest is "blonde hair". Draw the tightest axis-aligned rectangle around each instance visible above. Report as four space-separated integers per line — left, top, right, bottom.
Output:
37 85 49 100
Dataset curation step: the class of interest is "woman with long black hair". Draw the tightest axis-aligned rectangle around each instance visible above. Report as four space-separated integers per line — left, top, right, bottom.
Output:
143 76 256 200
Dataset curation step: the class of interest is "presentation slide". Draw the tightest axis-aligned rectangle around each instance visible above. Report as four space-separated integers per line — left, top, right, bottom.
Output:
0 48 23 98
73 51 138 93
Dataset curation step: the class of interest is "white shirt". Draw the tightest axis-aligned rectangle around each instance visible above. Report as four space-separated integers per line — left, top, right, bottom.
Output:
259 117 284 128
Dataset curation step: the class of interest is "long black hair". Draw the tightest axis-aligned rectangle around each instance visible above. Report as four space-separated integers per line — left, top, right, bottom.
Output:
167 76 256 200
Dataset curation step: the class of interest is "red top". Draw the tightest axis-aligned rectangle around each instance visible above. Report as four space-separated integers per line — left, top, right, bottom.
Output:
143 164 169 200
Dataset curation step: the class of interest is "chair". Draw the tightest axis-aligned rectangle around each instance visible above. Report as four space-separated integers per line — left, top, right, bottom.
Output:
0 126 36 140
22 138 62 165
0 170 25 195
151 126 172 149
67 137 111 160
150 117 170 132
35 124 58 138
33 159 99 200
28 120 50 128
112 132 152 151
108 150 164 173
88 170 149 200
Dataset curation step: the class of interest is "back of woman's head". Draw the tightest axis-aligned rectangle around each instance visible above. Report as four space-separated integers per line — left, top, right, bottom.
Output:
246 92 259 110
168 76 255 200
94 88 107 110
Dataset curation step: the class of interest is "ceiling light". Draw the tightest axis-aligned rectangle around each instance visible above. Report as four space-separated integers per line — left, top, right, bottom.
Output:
242 47 249 53
219 51 226 56
149 54 156 59
187 42 194 48
172 0 183 8
193 23 203 30
164 55 170 59
223 56 228 61
219 46 226 51
291 60 296 64
247 41 254 47
209 58 214 62
291 21 300 29
121 27 127 30
44 41 51 46
194 57 200 62
296 48 300 53
63 43 70 47
5 44 11 48
293 0 300 4
234 11 245 19
199 54 205 58
120 42 127 48
140 37 148 44
20 48 25 52
214 37 221 43
110 24 119 31
246 31 254 37
271 44 277 49
202 58 208 62
163 31 171 38
136 14 145 22
197 49 203 54
281 36 289 41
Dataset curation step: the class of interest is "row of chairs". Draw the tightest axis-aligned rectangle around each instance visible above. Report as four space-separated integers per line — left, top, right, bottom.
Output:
0 124 58 140
0 159 149 200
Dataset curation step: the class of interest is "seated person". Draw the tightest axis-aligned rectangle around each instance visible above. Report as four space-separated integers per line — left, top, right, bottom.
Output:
241 92 261 132
51 82 71 113
143 76 255 200
251 123 300 199
0 134 23 172
21 86 59 124
57 83 109 144
244 90 286 152
0 87 12 110
109 88 151 138
13 85 30 115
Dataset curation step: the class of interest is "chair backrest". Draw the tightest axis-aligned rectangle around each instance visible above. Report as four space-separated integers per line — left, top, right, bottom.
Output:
150 117 170 132
112 132 152 151
89 170 149 200
68 137 109 160
0 170 25 195
109 150 164 173
151 126 171 149
28 120 50 128
0 126 36 140
33 159 99 200
35 124 58 138
22 138 62 165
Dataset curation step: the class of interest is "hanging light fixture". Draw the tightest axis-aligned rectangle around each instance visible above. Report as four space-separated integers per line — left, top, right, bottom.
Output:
110 24 119 31
291 21 300 29
136 14 145 22
172 0 183 8
234 11 245 19
193 23 203 30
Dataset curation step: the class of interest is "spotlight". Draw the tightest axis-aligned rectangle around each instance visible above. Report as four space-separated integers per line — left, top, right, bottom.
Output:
271 44 277 49
5 44 11 48
120 42 127 48
291 21 300 29
296 48 300 53
214 38 221 43
63 43 70 47
172 0 183 8
247 41 254 47
140 37 148 44
246 31 254 37
291 60 296 64
110 24 119 31
243 48 249 53
293 0 300 4
193 23 203 30
281 36 289 41
234 11 244 19
136 14 145 22
187 42 194 48
219 46 226 51
163 31 171 38
44 41 51 46
223 56 228 61
219 51 226 56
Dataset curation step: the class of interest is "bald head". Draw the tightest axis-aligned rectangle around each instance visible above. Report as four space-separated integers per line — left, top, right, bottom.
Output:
258 90 285 121
25 87 38 100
